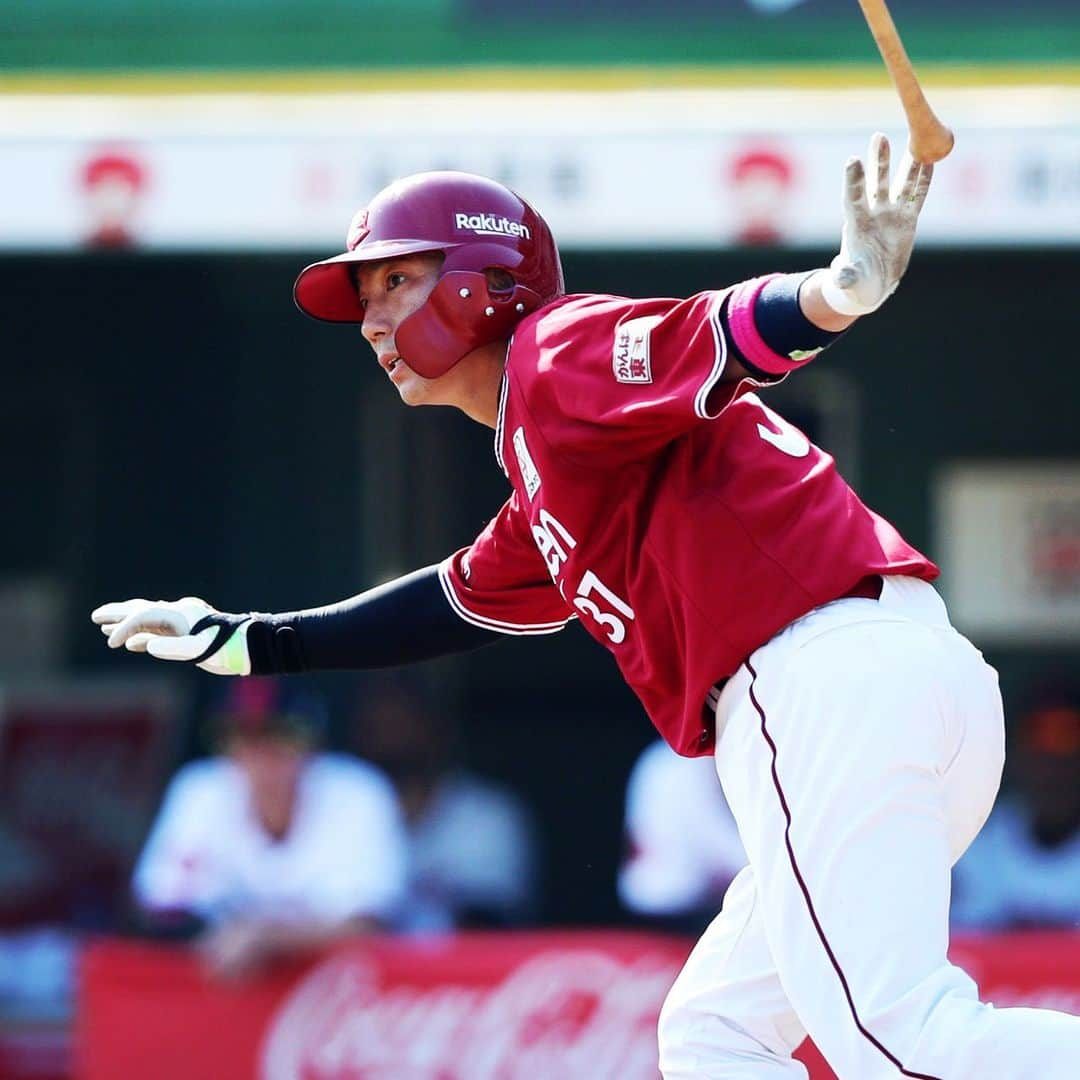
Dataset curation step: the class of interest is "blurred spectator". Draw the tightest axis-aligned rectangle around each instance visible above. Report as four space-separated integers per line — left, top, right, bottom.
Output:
952 684 1080 930
353 681 538 933
618 739 745 933
132 678 406 979
80 149 148 248
726 145 796 246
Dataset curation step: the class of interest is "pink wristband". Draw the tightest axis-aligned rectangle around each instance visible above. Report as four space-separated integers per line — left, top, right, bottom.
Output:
727 275 819 377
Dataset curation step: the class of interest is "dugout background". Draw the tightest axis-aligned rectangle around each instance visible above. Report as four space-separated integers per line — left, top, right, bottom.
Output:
4 247 1077 924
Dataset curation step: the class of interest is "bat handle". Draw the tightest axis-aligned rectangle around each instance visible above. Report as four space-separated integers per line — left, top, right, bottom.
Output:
857 0 955 165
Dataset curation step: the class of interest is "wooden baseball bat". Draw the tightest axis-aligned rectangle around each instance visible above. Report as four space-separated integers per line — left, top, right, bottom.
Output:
856 0 955 164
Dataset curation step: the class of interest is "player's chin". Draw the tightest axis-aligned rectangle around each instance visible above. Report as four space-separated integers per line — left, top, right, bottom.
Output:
393 372 433 407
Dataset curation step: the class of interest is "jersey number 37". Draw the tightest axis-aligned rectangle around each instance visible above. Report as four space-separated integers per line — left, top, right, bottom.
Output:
532 508 636 645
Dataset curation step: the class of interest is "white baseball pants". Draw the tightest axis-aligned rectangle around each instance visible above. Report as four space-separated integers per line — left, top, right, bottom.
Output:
659 576 1080 1078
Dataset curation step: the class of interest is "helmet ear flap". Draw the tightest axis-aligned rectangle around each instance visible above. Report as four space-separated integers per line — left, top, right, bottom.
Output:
396 270 542 379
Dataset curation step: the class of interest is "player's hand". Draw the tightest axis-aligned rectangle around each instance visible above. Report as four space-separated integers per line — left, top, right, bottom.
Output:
821 132 933 317
90 597 252 676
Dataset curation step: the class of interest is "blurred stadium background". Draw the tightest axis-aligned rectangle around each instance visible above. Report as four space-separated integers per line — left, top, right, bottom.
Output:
1 1 1078 1077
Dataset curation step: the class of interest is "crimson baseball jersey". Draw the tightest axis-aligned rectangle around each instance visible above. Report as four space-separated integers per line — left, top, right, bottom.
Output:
439 279 938 756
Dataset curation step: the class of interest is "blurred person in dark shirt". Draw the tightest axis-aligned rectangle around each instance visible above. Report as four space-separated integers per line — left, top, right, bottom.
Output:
353 680 538 933
132 678 406 978
952 683 1080 930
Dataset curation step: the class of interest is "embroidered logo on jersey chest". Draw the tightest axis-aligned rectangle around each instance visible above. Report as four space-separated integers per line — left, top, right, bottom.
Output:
613 315 661 385
512 426 542 499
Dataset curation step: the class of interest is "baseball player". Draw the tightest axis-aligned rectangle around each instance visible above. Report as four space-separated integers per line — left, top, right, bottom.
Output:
92 135 1080 1076
132 678 407 979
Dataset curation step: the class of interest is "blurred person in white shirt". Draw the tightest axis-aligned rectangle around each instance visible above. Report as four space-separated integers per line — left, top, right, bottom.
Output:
353 680 538 933
619 739 746 933
132 678 406 978
952 684 1080 931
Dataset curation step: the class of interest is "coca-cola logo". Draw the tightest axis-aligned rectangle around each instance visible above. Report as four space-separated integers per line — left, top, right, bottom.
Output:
260 947 680 1079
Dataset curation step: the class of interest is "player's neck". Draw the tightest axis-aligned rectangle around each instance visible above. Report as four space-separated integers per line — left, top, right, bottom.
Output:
250 778 301 841
453 341 508 429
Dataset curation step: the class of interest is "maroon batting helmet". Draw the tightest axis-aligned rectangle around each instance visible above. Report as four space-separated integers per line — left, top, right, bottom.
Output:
293 171 565 378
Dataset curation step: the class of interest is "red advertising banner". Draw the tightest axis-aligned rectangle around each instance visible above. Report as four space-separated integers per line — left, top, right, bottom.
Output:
77 932 692 1080
949 932 1080 1016
75 931 1080 1080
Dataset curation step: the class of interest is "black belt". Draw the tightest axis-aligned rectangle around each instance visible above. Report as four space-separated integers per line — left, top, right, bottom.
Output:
709 574 884 702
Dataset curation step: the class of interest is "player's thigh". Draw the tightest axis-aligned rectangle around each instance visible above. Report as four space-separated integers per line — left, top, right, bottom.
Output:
659 866 808 1078
716 618 991 1076
935 628 1005 864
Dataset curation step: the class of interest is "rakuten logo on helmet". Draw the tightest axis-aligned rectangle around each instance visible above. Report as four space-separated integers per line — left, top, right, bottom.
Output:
454 212 531 241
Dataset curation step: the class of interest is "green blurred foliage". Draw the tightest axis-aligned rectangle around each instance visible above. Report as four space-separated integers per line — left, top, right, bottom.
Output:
0 0 1077 72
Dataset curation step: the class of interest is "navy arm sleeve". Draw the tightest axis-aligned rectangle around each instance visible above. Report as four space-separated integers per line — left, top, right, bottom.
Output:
722 271 847 382
244 565 502 674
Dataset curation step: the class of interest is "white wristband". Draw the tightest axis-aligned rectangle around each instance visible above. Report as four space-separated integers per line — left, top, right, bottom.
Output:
819 273 884 318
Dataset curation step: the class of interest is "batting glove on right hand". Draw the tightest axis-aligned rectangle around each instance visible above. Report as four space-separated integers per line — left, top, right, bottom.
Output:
821 132 934 317
91 597 252 676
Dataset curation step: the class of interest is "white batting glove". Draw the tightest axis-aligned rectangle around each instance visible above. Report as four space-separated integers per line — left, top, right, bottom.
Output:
90 597 252 676
821 132 934 317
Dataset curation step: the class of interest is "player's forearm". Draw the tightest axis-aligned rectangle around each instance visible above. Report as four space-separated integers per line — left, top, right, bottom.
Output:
798 270 860 333
723 272 850 382
92 565 501 676
198 914 382 980
245 564 500 674
256 915 381 955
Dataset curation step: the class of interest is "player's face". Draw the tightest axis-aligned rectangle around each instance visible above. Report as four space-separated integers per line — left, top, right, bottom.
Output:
355 253 455 407
228 734 307 829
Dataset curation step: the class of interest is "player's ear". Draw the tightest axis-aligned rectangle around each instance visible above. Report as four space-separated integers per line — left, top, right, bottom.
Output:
485 267 516 299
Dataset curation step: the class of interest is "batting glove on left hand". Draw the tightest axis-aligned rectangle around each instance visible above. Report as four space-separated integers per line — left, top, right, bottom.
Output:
821 132 933 317
91 597 252 676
